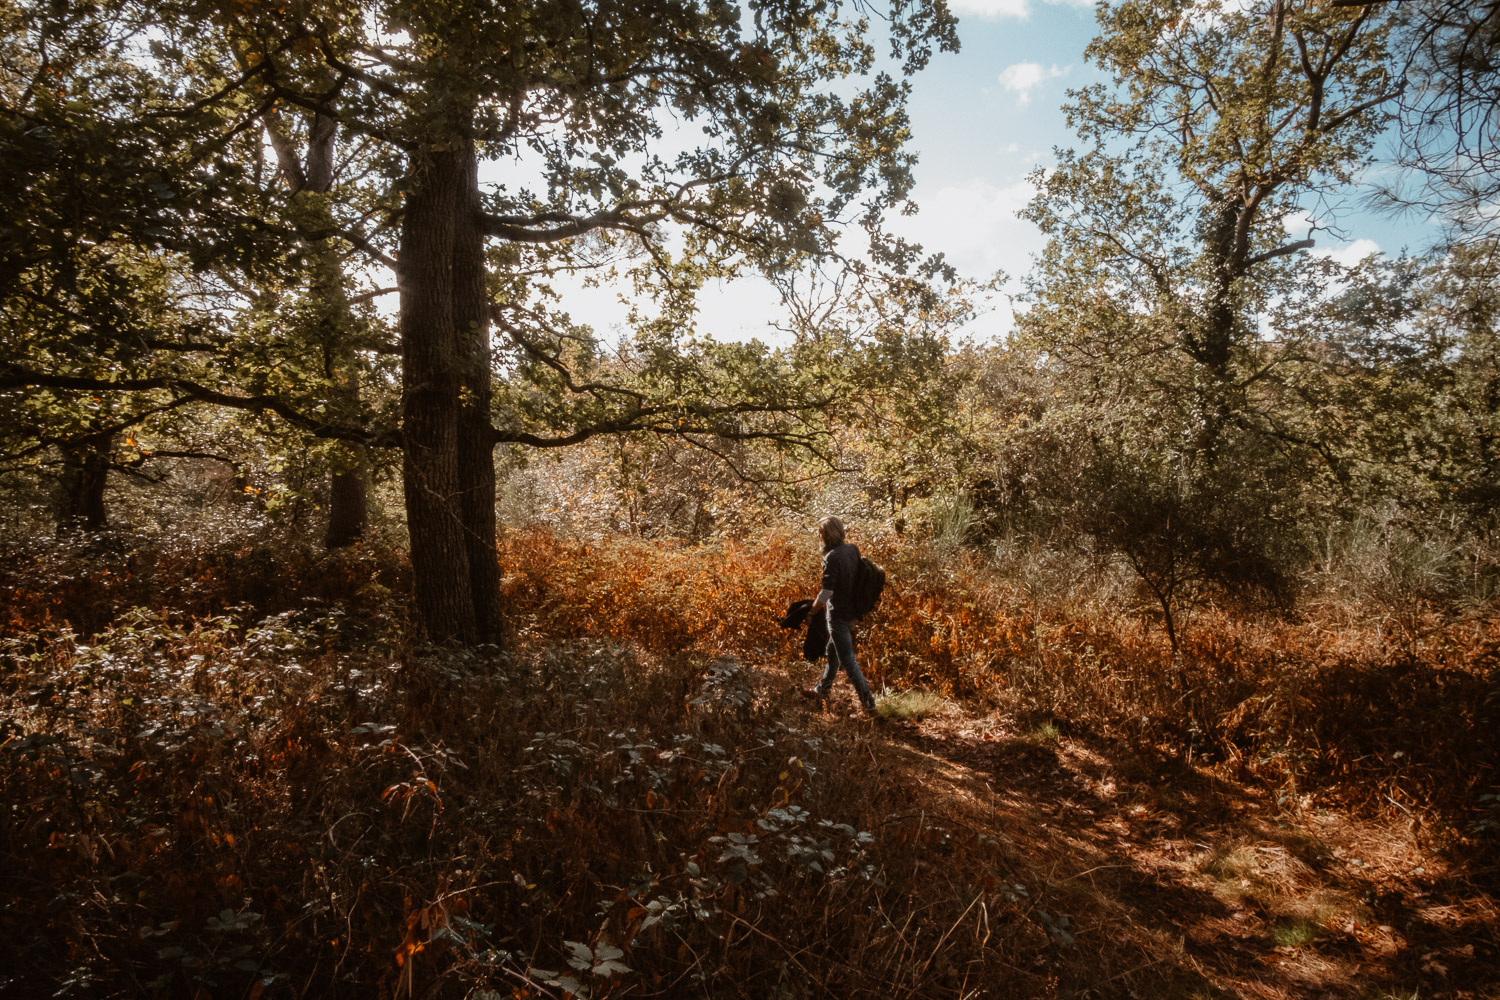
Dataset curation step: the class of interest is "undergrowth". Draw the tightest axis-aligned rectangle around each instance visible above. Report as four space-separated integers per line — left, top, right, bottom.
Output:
0 611 1081 998
876 689 947 721
1 527 1495 998
497 528 1500 825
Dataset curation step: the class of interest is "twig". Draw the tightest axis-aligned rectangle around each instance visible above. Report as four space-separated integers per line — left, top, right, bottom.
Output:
906 890 984 998
1061 863 1132 882
724 914 846 997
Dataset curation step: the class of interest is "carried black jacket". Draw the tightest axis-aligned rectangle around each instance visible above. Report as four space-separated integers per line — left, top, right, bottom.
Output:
778 599 828 662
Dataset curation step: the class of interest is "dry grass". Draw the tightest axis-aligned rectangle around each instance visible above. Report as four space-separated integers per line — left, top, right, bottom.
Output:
500 528 1500 826
876 689 948 721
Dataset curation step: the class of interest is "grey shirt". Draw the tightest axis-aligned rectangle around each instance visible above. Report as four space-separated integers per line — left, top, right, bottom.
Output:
817 542 861 621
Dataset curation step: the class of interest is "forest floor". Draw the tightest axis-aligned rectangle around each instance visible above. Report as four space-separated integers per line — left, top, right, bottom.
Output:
3 532 1497 999
761 654 1498 1000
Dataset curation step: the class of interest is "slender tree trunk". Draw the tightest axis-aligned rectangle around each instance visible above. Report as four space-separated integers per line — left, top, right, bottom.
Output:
55 435 110 533
308 101 370 549
315 256 370 549
320 296 369 549
325 453 369 548
399 137 500 644
265 91 370 549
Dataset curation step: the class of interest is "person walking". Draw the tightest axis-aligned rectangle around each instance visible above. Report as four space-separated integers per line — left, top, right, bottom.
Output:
802 515 877 716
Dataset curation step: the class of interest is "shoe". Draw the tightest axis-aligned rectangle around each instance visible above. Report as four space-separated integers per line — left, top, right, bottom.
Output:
800 687 827 701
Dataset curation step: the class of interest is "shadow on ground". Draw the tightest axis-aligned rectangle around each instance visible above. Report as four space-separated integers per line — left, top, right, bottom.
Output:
789 673 1498 1000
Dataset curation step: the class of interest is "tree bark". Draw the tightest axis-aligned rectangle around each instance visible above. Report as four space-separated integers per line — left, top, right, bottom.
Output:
55 435 110 533
325 453 369 548
308 100 370 550
452 147 503 641
399 136 501 644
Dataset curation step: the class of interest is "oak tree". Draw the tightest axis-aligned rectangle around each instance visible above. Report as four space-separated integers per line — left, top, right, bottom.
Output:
1014 0 1404 639
3 0 958 644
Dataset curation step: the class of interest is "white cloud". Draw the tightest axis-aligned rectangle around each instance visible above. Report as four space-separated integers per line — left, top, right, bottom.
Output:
532 270 791 347
1282 209 1316 241
894 176 1041 285
948 0 1092 17
886 178 1042 337
949 0 1031 17
997 62 1068 106
694 277 788 344
700 178 1046 342
1281 213 1384 267
1312 237 1382 269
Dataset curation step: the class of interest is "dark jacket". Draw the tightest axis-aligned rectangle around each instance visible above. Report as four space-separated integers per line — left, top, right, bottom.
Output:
778 599 829 662
821 542 861 621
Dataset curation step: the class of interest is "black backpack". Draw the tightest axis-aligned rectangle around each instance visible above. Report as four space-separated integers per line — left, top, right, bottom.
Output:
853 556 886 619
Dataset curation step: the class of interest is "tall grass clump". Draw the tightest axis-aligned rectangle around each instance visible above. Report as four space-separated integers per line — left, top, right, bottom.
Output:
876 688 947 721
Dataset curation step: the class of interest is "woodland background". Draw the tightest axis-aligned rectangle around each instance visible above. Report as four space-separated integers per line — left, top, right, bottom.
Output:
2 0 1497 998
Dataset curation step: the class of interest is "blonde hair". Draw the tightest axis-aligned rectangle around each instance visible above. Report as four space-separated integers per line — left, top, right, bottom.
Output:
817 515 846 550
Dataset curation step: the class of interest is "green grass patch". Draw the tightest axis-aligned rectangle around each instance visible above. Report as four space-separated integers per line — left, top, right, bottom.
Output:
1270 918 1320 948
1024 720 1062 744
876 689 946 721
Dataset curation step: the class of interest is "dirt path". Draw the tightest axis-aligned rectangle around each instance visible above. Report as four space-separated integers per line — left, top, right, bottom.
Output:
778 671 1498 999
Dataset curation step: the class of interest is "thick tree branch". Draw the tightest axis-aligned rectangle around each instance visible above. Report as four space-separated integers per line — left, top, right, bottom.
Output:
0 398 194 466
314 39 407 101
142 60 272 119
490 304 649 401
0 366 388 446
1245 237 1315 266
491 397 833 450
295 222 399 270
261 110 307 192
480 204 665 243
1090 227 1175 298
348 285 398 303
1319 85 1407 134
479 171 743 244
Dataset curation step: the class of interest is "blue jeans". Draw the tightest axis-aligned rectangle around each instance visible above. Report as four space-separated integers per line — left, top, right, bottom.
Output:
817 611 874 710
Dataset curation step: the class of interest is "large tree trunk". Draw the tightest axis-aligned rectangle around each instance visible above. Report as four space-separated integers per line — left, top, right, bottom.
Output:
399 137 501 644
452 147 503 641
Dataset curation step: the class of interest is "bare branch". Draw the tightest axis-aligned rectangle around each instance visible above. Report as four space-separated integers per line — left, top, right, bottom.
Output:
1245 237 1315 266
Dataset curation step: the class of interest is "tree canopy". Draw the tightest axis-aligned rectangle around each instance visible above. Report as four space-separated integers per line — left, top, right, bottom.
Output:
3 0 961 643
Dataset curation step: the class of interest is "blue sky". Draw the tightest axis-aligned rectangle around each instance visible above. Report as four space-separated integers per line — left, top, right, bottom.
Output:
561 0 1432 345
